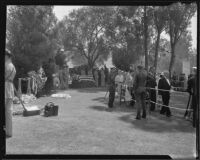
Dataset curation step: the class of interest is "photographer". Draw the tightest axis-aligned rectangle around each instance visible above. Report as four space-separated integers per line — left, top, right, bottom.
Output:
186 67 197 128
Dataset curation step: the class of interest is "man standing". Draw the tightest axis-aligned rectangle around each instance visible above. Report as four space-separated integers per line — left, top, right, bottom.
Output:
5 49 16 138
158 71 171 117
43 58 56 94
108 68 118 108
94 69 99 87
146 67 157 111
186 67 197 127
104 65 109 84
133 65 147 119
101 68 105 87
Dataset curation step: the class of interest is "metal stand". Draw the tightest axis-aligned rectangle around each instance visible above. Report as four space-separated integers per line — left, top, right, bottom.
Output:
184 94 191 118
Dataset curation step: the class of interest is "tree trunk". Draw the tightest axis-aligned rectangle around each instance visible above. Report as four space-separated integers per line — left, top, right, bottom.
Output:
169 44 176 80
144 6 148 71
88 59 94 70
154 31 161 73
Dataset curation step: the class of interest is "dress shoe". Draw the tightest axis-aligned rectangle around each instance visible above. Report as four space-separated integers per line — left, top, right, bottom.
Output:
142 112 146 118
160 111 165 115
135 114 141 120
6 135 12 138
166 114 172 117
135 117 141 120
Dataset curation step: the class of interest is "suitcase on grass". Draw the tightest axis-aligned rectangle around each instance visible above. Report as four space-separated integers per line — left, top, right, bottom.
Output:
44 102 59 117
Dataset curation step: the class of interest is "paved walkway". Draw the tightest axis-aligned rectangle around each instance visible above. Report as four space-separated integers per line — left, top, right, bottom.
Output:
6 88 196 159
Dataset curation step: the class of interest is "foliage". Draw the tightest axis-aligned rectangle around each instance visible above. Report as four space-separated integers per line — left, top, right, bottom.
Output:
59 6 113 69
105 6 144 71
6 6 59 79
166 2 196 78
152 6 168 72
175 31 193 60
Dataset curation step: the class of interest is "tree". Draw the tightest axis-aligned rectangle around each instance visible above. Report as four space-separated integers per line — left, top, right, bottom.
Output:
6 6 59 79
60 7 113 70
143 6 149 70
166 2 196 79
105 6 144 70
175 31 193 60
152 6 168 73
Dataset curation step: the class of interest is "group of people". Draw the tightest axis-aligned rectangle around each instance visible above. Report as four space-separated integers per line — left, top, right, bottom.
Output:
4 48 198 138
107 64 195 121
93 66 109 87
4 50 71 138
43 58 70 94
69 65 109 88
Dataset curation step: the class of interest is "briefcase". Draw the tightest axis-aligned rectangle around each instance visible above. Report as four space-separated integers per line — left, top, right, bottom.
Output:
44 102 59 117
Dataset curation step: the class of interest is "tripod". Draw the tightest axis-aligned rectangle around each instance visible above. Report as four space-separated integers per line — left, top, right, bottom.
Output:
184 94 192 118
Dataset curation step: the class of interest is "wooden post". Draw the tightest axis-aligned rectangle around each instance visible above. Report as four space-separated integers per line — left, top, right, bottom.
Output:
27 78 31 95
18 78 22 97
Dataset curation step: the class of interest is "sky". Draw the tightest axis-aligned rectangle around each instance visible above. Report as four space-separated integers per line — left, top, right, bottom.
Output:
53 6 197 49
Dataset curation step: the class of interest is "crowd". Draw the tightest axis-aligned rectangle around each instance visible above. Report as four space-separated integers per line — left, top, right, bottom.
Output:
107 64 197 127
4 49 198 138
70 65 109 88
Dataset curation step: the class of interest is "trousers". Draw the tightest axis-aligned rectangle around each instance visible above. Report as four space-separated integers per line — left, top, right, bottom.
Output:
108 85 115 108
5 98 13 137
160 94 171 116
150 89 156 111
135 92 146 116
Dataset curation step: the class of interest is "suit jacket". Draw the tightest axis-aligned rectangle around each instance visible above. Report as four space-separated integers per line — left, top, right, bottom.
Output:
158 77 171 97
187 76 195 95
146 73 157 88
133 69 147 94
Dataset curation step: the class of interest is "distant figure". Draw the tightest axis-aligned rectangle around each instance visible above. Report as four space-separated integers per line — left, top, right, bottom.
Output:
88 69 93 75
94 69 99 87
115 70 124 98
98 69 101 87
146 67 157 111
63 65 69 89
133 65 147 119
108 68 118 108
186 67 197 128
43 58 56 95
104 65 109 84
158 71 171 117
81 69 85 75
101 69 105 87
129 67 136 106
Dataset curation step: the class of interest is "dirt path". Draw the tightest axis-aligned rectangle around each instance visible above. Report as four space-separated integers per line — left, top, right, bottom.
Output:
6 88 196 159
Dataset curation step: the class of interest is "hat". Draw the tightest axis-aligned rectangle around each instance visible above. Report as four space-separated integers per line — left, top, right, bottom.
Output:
5 49 14 57
160 72 164 76
161 71 169 77
137 65 143 70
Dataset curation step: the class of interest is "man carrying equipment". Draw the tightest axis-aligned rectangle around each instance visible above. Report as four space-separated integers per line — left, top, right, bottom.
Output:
5 49 16 138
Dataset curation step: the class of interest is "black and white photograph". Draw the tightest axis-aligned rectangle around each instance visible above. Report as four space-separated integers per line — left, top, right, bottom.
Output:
3 2 198 160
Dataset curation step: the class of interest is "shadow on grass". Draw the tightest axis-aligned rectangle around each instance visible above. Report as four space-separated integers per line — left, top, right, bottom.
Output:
72 87 107 93
90 96 135 113
89 105 137 115
119 112 195 133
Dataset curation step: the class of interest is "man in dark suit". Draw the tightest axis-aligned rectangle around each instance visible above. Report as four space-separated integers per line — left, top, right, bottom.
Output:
146 67 157 111
158 71 171 117
107 68 118 108
133 65 147 119
186 67 197 128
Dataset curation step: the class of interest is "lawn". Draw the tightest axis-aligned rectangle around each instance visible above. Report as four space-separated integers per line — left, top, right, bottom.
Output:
6 88 196 160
